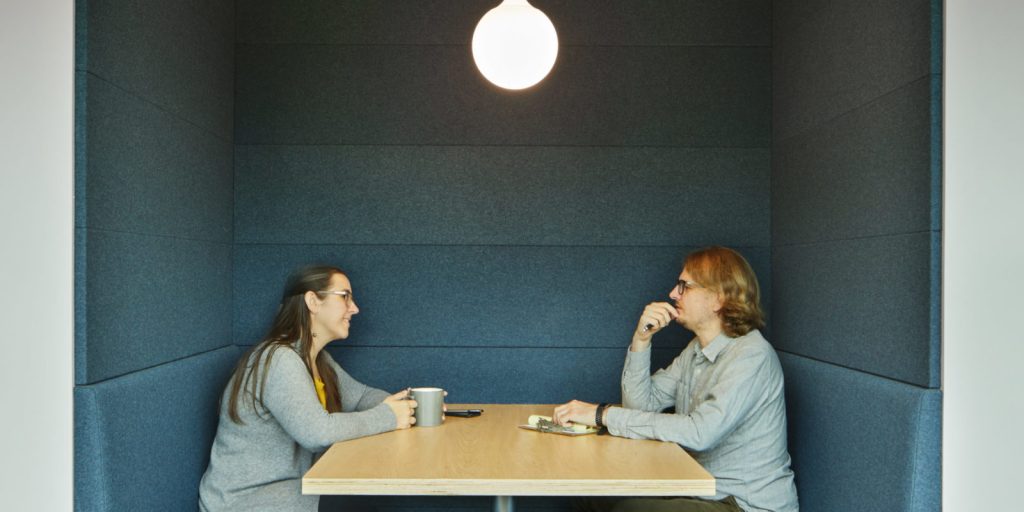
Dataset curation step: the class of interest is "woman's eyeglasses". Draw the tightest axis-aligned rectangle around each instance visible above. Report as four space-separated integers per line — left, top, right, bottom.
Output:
318 290 353 304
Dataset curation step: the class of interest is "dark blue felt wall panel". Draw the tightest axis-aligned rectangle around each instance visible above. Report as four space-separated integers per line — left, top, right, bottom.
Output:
772 234 938 388
779 352 941 512
233 14 773 510
75 346 239 512
234 245 743 347
773 0 941 141
77 228 232 383
234 44 769 147
77 73 233 241
237 0 770 46
317 345 684 406
233 0 774 395
773 78 939 245
235 146 769 246
76 0 234 139
75 0 235 384
234 245 770 352
772 0 942 388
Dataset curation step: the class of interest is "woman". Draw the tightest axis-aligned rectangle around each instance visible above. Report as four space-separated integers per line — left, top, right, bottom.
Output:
199 265 417 511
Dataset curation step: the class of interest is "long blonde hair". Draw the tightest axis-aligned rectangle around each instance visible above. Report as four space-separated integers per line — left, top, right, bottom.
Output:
684 247 765 337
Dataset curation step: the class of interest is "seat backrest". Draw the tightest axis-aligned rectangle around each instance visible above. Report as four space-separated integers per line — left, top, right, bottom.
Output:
778 352 941 512
75 345 239 511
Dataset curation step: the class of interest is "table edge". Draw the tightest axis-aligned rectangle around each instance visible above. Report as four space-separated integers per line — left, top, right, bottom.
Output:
302 478 715 496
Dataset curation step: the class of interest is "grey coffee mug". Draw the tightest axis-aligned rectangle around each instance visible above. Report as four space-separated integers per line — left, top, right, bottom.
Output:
410 387 444 427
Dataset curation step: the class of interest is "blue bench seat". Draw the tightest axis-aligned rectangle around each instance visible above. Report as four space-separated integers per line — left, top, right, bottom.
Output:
75 345 239 511
779 352 941 512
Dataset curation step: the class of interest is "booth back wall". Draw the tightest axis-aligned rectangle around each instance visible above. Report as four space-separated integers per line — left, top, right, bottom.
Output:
74 0 235 388
772 0 942 387
74 1 237 509
770 1 943 510
233 0 773 404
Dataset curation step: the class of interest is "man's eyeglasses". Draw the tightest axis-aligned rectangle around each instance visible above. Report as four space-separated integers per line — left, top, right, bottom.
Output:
675 279 703 295
318 290 354 304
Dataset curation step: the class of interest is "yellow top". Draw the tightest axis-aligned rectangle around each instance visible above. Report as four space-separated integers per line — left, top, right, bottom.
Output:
314 378 327 410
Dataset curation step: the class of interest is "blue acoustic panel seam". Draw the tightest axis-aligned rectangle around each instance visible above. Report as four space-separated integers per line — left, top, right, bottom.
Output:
771 232 937 387
772 76 937 246
77 0 234 139
80 72 233 242
80 228 233 384
773 0 938 140
81 70 232 145
774 69 937 148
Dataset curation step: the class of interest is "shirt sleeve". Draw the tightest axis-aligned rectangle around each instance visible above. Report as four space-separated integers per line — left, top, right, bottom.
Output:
325 355 391 411
620 344 687 412
260 349 396 453
606 346 772 452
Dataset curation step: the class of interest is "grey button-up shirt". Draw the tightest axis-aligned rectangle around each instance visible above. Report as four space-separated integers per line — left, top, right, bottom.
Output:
605 329 799 512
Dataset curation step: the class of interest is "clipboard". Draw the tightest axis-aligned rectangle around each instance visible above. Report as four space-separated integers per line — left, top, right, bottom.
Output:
518 415 599 436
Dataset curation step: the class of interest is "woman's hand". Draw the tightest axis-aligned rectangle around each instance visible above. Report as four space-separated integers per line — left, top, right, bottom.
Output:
384 389 417 429
552 399 599 427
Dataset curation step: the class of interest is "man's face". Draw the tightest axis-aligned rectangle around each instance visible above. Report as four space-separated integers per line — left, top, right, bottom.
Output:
668 268 721 332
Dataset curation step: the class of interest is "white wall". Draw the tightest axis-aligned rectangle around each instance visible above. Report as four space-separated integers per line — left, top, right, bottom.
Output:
0 0 75 509
944 0 1024 509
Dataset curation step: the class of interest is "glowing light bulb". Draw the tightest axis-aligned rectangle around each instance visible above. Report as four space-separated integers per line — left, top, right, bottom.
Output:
471 0 558 90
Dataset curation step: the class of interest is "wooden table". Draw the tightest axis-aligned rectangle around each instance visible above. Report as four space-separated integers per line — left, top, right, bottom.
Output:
304 404 714 511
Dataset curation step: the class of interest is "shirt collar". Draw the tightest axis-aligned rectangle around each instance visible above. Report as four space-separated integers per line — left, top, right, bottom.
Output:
696 332 733 364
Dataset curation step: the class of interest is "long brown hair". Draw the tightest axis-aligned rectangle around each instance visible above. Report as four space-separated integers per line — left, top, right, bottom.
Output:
684 247 765 338
226 265 346 424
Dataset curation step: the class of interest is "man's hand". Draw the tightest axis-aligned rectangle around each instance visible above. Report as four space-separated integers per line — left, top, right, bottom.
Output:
632 301 679 350
552 399 599 427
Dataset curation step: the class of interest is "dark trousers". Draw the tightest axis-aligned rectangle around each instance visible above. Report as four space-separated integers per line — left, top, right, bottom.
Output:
575 495 743 512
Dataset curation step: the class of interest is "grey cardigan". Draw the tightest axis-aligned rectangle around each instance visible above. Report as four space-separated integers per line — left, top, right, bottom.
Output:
198 345 396 511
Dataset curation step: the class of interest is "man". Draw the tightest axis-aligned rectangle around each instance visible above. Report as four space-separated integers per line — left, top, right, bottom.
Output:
554 246 798 512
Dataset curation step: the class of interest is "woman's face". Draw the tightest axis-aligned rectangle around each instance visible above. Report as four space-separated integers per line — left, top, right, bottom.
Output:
310 273 360 341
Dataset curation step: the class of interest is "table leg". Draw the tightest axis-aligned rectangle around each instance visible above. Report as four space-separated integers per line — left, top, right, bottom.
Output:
493 495 515 512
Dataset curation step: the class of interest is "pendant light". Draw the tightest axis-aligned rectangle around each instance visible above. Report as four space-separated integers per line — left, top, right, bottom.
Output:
471 0 559 90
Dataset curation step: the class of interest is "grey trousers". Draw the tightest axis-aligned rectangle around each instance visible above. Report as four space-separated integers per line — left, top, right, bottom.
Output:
575 495 743 512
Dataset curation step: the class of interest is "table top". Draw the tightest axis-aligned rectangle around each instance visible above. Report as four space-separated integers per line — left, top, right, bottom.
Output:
303 404 715 497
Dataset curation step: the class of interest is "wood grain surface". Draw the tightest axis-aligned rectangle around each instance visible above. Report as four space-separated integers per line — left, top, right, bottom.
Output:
303 404 714 496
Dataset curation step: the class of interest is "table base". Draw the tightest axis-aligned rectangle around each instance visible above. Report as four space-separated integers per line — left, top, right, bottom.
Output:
494 495 514 512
